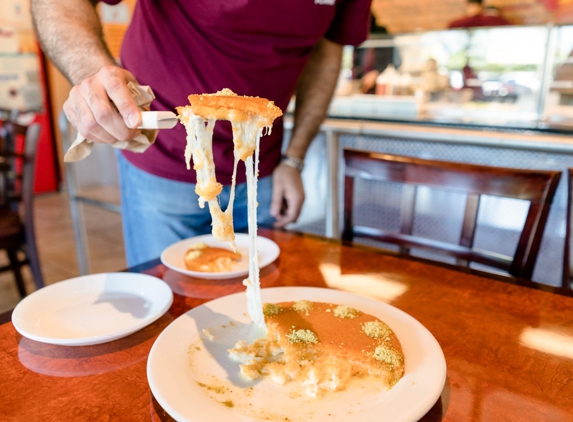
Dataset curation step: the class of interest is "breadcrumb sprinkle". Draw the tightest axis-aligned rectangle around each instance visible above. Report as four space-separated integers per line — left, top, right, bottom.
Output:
196 382 227 394
287 329 318 344
263 303 283 317
292 300 313 312
333 305 360 319
373 345 403 369
361 321 392 339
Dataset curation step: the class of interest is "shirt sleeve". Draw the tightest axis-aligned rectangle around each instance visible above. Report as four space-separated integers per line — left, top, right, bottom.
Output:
325 0 372 46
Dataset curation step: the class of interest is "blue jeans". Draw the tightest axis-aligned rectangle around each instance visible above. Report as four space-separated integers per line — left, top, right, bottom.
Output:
116 153 275 267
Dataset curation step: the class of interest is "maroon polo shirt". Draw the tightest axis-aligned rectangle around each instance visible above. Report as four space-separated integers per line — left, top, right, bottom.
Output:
102 0 371 184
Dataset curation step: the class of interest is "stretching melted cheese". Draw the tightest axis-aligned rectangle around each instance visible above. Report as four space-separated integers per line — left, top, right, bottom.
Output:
177 89 282 331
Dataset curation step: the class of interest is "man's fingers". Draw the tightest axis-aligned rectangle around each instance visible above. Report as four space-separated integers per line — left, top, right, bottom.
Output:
64 105 109 145
63 99 79 129
281 190 304 225
63 66 143 145
270 184 284 218
272 187 305 227
69 86 117 144
63 99 106 143
99 66 141 129
271 164 306 227
273 205 297 227
81 77 136 142
82 75 139 141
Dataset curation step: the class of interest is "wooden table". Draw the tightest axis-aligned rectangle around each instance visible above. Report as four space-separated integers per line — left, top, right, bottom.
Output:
1 229 572 421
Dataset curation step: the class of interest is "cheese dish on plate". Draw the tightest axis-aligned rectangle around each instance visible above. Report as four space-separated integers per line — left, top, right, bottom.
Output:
147 286 446 422
160 234 280 280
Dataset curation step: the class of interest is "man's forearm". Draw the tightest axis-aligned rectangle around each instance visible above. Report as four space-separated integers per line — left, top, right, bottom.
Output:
287 38 343 161
31 0 116 85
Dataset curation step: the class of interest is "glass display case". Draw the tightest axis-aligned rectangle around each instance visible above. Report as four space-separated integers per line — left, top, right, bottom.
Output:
333 24 573 132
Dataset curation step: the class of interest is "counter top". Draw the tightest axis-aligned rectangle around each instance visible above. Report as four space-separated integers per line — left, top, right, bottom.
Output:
317 94 573 137
285 114 573 154
328 113 573 137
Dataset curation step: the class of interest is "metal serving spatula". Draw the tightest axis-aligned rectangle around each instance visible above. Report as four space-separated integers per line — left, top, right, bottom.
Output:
139 111 178 129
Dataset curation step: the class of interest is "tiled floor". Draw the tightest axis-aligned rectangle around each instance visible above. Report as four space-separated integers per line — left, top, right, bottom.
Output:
0 187 126 313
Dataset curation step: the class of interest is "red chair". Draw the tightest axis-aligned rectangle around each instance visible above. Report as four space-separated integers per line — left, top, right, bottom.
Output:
343 149 561 280
0 118 44 296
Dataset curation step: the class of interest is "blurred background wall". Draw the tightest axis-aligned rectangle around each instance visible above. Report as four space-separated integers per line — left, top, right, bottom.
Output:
372 0 571 34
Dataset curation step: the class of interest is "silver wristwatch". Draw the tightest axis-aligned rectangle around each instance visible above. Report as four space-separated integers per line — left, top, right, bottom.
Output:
280 154 304 172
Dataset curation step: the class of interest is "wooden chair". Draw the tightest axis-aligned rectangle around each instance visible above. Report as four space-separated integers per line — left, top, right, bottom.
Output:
342 149 561 280
0 118 45 296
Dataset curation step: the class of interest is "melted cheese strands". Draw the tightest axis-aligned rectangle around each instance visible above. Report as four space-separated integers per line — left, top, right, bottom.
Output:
177 89 282 331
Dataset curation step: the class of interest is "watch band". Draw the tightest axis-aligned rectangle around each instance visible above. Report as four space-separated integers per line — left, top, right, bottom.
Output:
281 154 304 172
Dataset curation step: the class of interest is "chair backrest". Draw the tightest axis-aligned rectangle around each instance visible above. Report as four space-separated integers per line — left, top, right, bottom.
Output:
343 149 561 280
563 169 573 289
0 119 41 219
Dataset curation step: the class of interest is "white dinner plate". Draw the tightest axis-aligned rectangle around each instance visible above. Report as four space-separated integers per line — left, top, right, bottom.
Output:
12 273 173 346
147 287 446 422
160 234 280 279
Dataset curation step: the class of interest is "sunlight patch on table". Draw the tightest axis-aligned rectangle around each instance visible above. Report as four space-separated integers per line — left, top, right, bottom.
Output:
519 327 573 360
319 263 408 302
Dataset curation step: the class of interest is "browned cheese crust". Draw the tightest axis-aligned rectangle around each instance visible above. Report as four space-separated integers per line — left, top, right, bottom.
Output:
176 88 283 124
184 246 241 272
264 301 405 387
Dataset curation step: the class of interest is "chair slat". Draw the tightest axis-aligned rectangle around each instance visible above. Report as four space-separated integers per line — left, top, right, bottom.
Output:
563 168 573 289
460 193 479 249
399 184 416 255
457 193 480 267
342 175 355 242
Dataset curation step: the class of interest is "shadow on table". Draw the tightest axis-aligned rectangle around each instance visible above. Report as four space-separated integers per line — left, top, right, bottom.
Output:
16 312 174 377
162 262 281 299
151 393 177 422
419 396 444 421
419 376 450 421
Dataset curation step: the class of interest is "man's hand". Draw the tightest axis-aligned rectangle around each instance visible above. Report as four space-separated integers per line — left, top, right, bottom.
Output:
63 66 143 144
270 163 305 227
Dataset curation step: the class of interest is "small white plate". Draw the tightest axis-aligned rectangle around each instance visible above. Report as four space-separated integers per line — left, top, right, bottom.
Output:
147 287 446 422
160 234 280 279
12 273 173 346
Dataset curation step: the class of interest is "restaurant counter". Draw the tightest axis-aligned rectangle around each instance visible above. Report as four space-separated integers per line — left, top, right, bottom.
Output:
284 114 573 288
